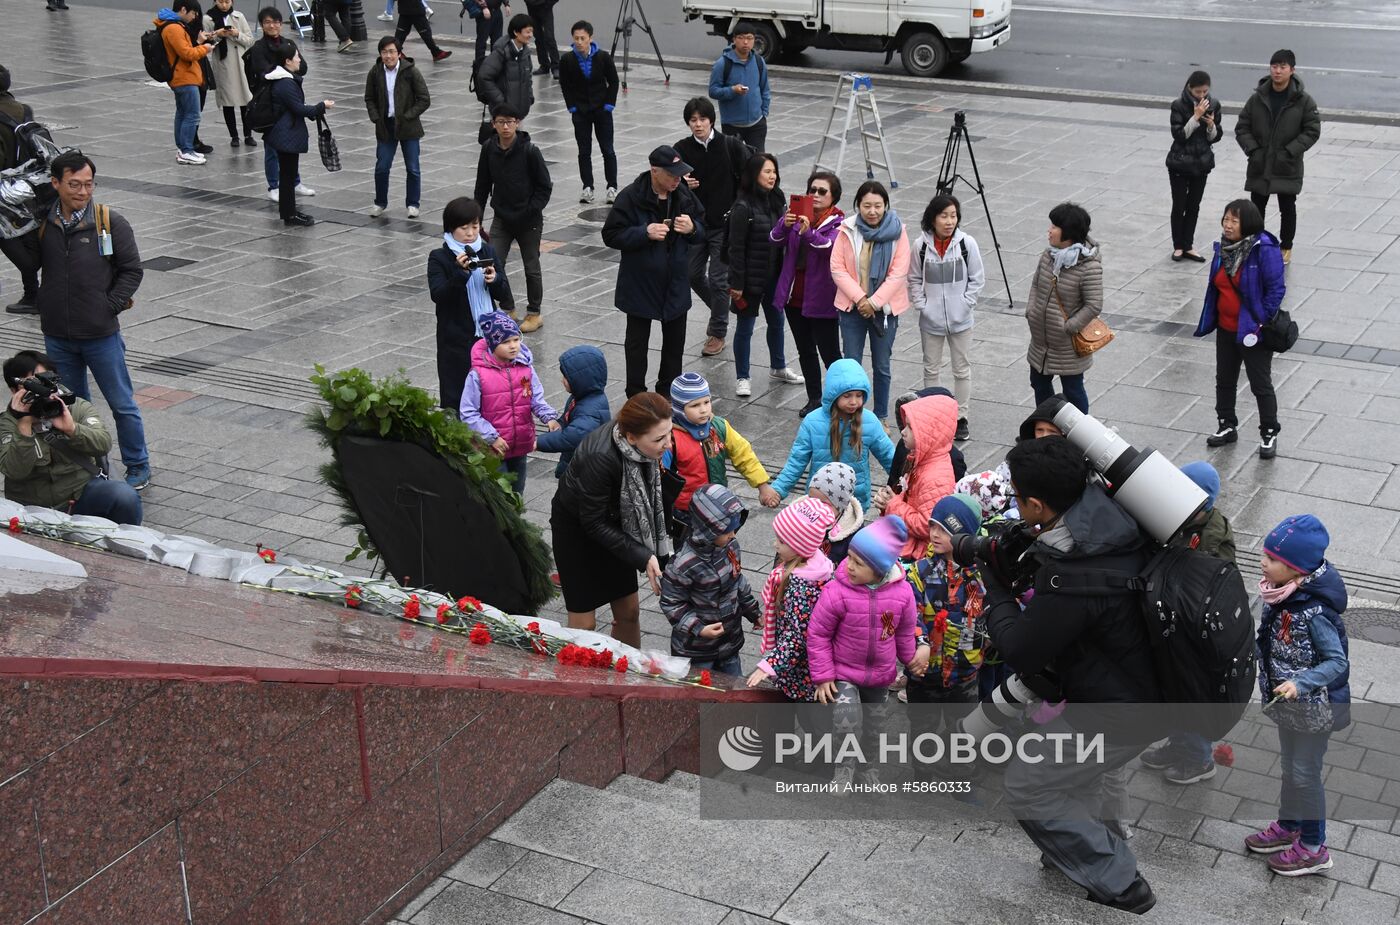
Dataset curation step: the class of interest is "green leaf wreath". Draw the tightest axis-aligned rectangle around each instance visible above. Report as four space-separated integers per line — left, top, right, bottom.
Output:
306 364 555 613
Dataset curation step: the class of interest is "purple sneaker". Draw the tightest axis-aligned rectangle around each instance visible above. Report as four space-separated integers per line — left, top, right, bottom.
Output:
1245 821 1297 854
1267 841 1332 877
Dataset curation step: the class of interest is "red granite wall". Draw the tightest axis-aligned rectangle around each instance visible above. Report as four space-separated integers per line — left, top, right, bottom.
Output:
0 675 707 925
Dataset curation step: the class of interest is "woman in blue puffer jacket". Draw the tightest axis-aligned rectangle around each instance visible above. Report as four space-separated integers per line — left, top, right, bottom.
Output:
1193 199 1286 459
264 43 333 227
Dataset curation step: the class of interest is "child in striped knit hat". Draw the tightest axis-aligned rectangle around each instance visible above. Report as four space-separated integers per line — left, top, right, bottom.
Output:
747 497 837 700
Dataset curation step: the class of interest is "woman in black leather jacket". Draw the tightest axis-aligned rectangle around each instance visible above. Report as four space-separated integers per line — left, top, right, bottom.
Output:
550 392 672 647
1166 70 1224 262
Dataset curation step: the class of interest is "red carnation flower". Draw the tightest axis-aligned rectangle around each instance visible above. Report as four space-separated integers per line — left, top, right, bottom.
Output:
699 669 713 687
531 637 549 656
615 656 629 673
457 595 482 613
345 585 363 608
597 649 614 668
403 595 421 620
436 603 452 624
527 621 541 634
7 517 20 534
1212 743 1236 768
257 546 277 563
469 623 492 645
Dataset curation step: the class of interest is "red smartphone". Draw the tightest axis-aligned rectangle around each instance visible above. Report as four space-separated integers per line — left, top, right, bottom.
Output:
789 194 815 223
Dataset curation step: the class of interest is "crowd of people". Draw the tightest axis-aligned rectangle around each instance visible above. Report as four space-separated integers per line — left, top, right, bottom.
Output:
0 17 1350 915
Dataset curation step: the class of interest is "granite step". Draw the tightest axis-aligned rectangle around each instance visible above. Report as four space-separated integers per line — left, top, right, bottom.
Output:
492 777 1359 925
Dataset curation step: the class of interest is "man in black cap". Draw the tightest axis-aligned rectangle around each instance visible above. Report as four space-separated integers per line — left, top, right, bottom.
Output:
602 145 705 397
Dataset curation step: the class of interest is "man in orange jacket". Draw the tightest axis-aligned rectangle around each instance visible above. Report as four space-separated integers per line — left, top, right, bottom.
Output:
155 0 214 165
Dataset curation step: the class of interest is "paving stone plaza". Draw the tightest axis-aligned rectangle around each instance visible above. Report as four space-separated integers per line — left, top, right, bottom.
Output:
4 4 1400 921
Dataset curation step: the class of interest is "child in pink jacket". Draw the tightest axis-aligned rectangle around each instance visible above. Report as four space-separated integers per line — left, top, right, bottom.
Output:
808 515 918 785
829 180 911 421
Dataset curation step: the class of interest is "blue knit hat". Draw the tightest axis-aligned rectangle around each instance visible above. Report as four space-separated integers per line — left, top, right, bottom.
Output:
930 493 982 537
670 371 710 418
848 516 908 578
478 312 521 350
1179 461 1221 512
1264 514 1329 575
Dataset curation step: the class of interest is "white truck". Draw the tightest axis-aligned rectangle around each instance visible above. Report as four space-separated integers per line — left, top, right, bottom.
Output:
681 0 1011 78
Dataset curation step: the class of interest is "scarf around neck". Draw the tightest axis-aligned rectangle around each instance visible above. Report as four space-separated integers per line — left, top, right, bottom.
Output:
1221 234 1257 278
672 410 711 442
443 233 493 335
1049 241 1096 278
760 552 833 653
613 426 671 565
209 6 234 58
853 210 902 294
1259 576 1301 607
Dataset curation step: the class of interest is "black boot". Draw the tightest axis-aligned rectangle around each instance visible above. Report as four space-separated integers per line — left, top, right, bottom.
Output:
954 417 970 441
283 212 315 227
1088 873 1156 915
194 136 214 154
5 292 39 314
243 133 257 148
1206 421 1237 447
1259 428 1279 460
229 135 241 148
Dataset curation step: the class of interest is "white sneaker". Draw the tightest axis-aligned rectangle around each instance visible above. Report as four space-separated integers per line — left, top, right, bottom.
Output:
735 378 751 397
407 205 420 218
369 205 386 217
267 188 279 202
425 4 434 14
376 12 392 20
606 186 618 203
295 184 316 196
770 367 804 384
580 186 594 203
176 151 206 165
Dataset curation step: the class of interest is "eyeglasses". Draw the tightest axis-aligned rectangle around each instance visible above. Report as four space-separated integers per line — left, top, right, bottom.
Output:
492 118 519 127
808 186 830 194
62 181 95 191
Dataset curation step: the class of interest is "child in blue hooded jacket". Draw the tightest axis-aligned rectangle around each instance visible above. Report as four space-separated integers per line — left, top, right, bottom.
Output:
771 358 895 509
537 345 611 477
1245 514 1349 878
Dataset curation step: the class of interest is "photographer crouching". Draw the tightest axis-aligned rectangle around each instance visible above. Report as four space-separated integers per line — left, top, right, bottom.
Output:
980 435 1161 914
0 350 142 525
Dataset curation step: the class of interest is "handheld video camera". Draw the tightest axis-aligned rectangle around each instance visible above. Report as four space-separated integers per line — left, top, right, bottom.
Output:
462 255 493 272
950 519 1039 593
18 371 76 421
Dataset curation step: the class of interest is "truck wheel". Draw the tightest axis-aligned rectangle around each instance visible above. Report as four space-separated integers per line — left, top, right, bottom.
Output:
740 21 782 60
900 31 949 78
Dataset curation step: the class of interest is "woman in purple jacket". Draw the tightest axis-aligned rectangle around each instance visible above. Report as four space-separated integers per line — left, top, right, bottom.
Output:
771 170 845 416
1193 199 1286 459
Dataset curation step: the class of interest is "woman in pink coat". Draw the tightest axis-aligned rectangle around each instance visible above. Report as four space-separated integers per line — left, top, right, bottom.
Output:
830 180 911 422
807 515 918 785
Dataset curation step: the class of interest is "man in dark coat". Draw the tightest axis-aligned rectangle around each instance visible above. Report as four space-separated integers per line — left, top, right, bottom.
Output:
246 7 311 201
1235 49 1320 265
982 436 1163 915
36 152 151 490
0 64 41 315
364 37 431 218
525 0 558 77
394 0 452 62
477 15 535 118
602 145 704 398
473 103 551 331
557 20 619 204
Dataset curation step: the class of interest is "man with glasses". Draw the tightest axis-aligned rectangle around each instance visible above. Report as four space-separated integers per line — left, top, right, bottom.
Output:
34 152 151 490
473 103 552 332
246 7 316 203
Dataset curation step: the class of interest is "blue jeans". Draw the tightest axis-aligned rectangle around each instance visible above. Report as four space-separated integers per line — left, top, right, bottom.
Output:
838 309 899 419
690 653 743 677
70 477 143 525
1029 368 1089 413
172 85 201 154
733 287 786 380
374 125 421 208
264 144 300 190
1168 732 1212 766
502 456 527 496
43 333 149 471
1278 726 1331 846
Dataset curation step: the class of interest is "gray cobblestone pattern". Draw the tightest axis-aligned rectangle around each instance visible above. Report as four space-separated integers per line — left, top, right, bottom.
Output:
5 6 1400 917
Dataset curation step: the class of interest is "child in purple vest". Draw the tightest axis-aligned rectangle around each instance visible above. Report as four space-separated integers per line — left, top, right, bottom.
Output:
459 312 560 494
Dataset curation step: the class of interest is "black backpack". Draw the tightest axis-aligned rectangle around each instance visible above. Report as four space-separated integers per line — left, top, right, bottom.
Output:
0 105 55 170
141 22 178 83
1037 543 1257 740
245 81 279 134
721 52 767 90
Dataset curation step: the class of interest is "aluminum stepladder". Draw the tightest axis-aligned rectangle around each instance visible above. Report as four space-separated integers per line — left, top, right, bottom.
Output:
285 0 315 38
812 73 899 188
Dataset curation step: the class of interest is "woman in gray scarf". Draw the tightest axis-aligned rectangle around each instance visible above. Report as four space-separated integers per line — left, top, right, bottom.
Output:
1024 202 1103 413
551 392 673 646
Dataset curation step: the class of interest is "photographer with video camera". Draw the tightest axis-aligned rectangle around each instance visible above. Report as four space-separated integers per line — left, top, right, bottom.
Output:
979 435 1161 914
0 351 142 525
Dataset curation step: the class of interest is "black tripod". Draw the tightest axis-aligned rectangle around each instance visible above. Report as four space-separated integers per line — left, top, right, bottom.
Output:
611 0 669 92
937 111 1014 307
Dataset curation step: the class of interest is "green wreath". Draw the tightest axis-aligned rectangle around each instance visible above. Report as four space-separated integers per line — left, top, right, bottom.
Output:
306 364 555 613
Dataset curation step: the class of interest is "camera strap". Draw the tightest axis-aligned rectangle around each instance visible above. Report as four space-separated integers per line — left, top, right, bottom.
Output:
1033 562 1143 597
43 436 107 480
